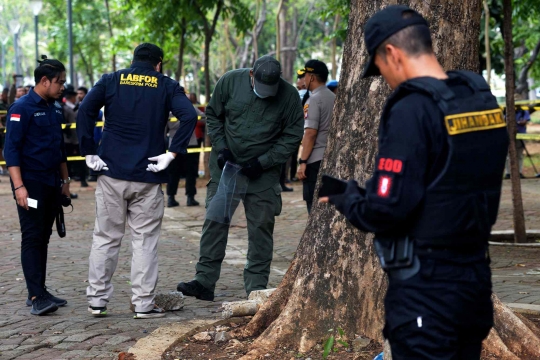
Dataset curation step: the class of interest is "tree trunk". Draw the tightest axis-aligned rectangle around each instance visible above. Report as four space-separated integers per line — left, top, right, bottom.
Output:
331 14 340 80
104 0 116 72
503 0 527 244
234 1 540 359
515 38 540 97
483 0 491 86
275 0 284 62
175 18 187 82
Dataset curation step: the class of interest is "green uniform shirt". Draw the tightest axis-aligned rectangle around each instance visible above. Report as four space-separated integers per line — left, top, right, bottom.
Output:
206 68 304 193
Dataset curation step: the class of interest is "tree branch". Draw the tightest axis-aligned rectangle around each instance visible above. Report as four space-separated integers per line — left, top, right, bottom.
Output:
516 37 540 95
265 47 297 57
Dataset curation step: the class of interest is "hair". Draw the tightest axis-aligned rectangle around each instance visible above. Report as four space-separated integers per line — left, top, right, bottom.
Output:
134 54 160 66
77 86 88 94
16 86 25 90
376 23 433 61
2 88 8 94
34 55 66 84
311 72 328 83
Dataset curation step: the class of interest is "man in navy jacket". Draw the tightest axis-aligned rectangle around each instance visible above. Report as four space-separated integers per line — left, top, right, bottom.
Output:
77 43 196 319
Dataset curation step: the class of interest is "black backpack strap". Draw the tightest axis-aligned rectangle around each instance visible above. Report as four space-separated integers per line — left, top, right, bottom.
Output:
448 70 493 104
399 77 456 114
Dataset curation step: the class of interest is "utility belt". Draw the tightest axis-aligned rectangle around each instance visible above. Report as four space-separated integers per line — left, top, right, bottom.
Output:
374 237 489 280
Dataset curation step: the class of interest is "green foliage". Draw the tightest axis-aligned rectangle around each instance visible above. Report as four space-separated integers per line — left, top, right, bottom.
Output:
322 335 334 359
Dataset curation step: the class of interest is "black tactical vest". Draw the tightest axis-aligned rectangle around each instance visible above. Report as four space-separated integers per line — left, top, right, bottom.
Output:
383 71 509 248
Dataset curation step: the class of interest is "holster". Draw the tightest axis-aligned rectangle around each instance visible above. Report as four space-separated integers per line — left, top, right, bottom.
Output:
374 236 420 280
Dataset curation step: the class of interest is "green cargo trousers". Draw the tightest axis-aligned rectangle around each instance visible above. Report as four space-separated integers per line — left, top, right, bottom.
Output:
195 181 282 295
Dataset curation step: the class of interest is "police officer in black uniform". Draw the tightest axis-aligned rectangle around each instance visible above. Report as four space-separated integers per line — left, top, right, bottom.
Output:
320 6 508 359
4 57 70 315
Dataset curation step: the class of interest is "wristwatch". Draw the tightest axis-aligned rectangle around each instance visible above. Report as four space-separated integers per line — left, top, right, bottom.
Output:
61 177 71 184
299 159 308 164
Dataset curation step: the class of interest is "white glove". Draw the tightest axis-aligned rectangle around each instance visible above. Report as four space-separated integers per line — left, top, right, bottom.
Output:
146 152 175 172
85 155 109 171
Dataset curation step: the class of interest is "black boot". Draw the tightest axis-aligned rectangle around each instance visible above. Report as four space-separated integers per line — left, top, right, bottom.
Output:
187 195 199 206
167 195 179 208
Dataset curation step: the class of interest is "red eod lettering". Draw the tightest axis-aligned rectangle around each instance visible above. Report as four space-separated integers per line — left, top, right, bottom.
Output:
378 158 403 174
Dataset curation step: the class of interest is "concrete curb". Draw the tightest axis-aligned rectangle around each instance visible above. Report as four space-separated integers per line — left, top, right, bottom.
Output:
506 303 540 315
126 317 247 360
490 230 540 244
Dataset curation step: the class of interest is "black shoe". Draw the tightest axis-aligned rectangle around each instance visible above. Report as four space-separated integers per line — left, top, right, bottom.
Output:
134 306 166 319
27 290 67 307
520 173 526 179
70 193 78 199
87 176 97 182
187 196 199 206
81 181 89 188
30 295 58 316
177 280 214 301
504 174 510 179
281 185 293 192
167 196 179 208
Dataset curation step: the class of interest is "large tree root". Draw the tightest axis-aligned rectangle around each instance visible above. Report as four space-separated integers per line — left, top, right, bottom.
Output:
229 258 300 340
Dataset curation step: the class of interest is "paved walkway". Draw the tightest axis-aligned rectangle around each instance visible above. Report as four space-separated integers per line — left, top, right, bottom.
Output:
0 177 539 359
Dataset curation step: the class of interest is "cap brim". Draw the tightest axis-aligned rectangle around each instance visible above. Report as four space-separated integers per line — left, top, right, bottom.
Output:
361 56 380 78
254 80 279 97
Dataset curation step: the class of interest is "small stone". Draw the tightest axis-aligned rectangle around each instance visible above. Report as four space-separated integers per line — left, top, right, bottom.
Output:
193 332 211 341
215 325 230 332
214 331 232 343
142 330 148 334
352 336 371 350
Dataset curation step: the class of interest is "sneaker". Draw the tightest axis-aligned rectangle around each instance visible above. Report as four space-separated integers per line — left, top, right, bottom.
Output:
134 306 166 319
26 292 67 307
88 306 108 317
45 289 67 306
30 295 58 316
281 185 294 192
177 280 214 301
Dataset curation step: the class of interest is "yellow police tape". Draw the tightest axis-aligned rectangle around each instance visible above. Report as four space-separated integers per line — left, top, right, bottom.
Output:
2 116 202 132
0 147 213 166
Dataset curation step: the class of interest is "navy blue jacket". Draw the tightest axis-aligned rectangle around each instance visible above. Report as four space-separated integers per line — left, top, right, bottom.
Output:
4 89 67 187
77 62 197 183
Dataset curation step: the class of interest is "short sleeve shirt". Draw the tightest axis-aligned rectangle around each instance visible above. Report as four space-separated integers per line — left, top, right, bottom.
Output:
304 85 335 164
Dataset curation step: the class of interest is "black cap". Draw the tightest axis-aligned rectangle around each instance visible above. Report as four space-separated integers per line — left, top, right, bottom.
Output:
304 60 329 77
253 56 281 97
362 5 429 78
133 43 164 63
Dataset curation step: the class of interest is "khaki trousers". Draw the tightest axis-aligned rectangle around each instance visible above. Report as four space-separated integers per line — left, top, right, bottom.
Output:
87 175 164 312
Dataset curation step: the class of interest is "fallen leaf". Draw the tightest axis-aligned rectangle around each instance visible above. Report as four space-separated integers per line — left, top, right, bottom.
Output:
54 331 63 334
516 264 526 267
519 292 529 294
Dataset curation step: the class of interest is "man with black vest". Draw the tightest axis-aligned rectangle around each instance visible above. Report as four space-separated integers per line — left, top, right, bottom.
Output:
320 6 508 359
77 43 197 319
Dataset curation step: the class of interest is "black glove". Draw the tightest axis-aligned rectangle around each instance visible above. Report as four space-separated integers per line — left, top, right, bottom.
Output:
241 158 264 180
217 148 233 169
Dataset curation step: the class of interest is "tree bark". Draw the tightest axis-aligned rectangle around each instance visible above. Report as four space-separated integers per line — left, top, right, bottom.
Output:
104 0 116 72
175 18 187 82
331 14 340 80
483 0 491 86
503 0 527 244
235 0 540 359
515 38 540 97
275 0 284 62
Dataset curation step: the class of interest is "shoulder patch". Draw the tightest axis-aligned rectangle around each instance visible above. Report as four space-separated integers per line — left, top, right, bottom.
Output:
304 104 309 119
54 101 62 108
10 114 21 122
377 157 404 174
377 175 393 198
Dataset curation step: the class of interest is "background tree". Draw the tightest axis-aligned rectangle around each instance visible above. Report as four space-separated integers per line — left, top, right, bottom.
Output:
227 1 540 359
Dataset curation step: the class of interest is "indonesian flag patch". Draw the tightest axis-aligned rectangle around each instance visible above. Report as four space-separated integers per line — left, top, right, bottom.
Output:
10 114 21 122
377 175 392 198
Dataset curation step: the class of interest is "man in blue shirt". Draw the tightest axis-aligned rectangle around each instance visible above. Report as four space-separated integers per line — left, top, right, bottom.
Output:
4 57 71 316
505 108 530 178
77 43 197 319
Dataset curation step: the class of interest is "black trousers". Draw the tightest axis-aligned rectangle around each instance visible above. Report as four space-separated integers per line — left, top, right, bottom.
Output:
384 256 493 360
290 147 299 180
302 160 321 214
167 147 199 197
14 179 59 298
